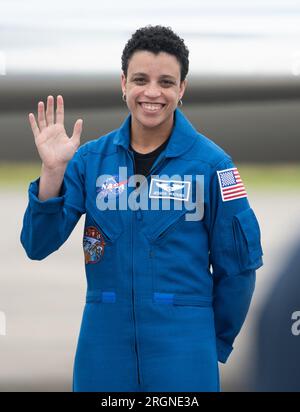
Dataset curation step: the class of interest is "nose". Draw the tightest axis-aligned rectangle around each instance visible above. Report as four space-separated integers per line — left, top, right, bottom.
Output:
143 82 161 98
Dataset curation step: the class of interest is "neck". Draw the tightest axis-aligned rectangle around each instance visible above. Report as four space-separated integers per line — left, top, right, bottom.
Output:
130 112 174 154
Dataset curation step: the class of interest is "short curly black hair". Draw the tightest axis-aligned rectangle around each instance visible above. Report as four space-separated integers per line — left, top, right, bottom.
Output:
121 25 189 83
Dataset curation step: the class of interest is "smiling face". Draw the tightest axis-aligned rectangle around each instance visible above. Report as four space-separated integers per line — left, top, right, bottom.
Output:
121 50 187 133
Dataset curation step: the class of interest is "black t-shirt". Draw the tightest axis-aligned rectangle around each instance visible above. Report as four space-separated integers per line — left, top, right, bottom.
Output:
129 137 170 178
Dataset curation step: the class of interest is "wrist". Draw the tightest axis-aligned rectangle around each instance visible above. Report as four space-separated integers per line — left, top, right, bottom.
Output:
38 164 67 201
41 162 68 176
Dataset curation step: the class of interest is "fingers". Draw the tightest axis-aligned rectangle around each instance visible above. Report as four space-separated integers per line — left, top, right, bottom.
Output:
71 119 83 148
35 94 64 131
46 95 54 125
37 101 47 131
56 95 64 125
28 113 40 140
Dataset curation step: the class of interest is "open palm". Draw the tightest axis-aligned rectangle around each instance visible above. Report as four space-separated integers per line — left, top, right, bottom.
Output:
29 95 83 170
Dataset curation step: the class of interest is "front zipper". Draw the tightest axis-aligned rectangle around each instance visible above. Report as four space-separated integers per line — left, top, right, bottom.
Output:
127 150 141 386
127 149 168 387
146 155 167 178
134 155 168 195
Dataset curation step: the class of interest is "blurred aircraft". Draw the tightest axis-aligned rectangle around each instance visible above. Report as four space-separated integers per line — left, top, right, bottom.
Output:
1 0 300 162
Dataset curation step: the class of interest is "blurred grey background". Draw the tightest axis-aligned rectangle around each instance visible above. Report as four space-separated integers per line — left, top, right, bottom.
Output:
0 0 300 392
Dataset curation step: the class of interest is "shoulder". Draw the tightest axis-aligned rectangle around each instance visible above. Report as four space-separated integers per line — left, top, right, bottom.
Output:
76 128 119 158
185 130 233 170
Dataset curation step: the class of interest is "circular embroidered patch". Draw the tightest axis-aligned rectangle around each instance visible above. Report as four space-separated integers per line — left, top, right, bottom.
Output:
83 226 105 264
97 175 126 199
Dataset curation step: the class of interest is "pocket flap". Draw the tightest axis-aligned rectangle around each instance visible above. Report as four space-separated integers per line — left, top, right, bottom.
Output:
153 292 212 306
233 207 263 270
85 210 123 243
145 208 188 243
86 290 116 303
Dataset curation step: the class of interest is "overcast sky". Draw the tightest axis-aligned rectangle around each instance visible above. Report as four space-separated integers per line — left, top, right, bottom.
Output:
1 0 300 76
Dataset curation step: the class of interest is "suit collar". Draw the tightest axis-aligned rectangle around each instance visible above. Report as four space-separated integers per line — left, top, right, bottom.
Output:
113 108 198 158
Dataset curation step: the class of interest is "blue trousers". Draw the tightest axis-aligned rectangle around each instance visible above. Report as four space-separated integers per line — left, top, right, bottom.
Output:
72 293 220 392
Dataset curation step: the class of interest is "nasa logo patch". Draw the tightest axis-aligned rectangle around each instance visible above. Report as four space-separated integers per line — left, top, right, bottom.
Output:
97 175 127 199
83 226 105 264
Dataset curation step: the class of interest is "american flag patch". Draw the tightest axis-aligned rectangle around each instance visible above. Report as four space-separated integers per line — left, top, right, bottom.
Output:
217 167 247 202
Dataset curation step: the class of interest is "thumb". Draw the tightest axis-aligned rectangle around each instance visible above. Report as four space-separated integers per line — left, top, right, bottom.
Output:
71 119 83 148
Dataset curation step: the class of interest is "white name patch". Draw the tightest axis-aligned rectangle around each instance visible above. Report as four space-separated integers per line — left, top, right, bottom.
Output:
149 178 191 201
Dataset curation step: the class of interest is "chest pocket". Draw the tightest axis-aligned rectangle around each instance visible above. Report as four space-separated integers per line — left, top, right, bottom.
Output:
143 206 208 298
146 208 189 244
232 207 263 273
82 209 123 288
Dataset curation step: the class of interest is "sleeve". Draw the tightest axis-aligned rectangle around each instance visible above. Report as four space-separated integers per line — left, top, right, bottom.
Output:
207 157 263 363
20 148 86 260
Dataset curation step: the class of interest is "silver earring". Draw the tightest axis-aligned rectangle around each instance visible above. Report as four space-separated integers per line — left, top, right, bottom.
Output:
122 93 126 102
178 99 183 107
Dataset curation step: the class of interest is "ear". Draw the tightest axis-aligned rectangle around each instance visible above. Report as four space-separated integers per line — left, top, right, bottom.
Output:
121 72 127 95
179 79 187 99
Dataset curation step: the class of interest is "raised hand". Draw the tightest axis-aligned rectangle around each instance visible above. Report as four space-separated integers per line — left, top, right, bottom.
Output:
29 95 83 170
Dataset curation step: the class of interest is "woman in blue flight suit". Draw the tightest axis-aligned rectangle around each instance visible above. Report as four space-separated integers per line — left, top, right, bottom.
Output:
20 25 263 392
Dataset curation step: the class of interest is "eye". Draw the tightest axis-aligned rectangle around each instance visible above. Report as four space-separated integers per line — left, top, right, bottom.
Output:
134 78 146 84
161 80 174 86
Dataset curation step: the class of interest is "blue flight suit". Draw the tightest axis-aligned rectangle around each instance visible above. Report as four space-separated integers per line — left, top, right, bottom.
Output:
20 108 263 392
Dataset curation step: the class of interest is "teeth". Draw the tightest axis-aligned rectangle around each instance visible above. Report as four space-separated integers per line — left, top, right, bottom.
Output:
140 103 163 111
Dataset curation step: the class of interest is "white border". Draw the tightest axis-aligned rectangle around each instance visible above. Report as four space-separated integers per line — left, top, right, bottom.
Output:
149 178 191 202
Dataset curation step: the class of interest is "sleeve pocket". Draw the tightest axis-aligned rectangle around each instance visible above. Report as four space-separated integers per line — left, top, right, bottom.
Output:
233 207 263 272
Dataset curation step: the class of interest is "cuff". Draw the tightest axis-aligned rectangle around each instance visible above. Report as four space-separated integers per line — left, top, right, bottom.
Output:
28 177 66 214
216 337 233 363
